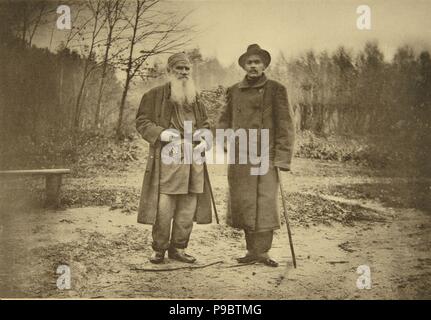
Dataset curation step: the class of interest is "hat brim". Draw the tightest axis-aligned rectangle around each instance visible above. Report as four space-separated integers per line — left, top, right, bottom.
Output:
238 49 271 69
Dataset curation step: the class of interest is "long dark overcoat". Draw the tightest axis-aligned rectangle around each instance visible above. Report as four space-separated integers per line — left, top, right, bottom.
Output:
135 83 212 225
218 74 295 231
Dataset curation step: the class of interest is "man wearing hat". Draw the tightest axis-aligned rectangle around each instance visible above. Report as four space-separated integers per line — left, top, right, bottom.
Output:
136 52 213 264
218 44 296 267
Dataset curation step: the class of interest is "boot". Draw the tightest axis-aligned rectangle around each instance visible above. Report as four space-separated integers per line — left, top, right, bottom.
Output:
236 251 257 264
256 252 279 267
149 250 165 264
168 248 196 263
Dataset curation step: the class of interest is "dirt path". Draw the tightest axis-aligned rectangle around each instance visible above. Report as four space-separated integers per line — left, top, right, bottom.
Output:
1 147 430 299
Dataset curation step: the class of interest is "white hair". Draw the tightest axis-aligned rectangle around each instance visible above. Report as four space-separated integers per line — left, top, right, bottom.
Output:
168 74 197 105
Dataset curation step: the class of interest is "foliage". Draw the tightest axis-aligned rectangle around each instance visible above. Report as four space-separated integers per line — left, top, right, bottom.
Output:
0 41 124 169
295 131 367 163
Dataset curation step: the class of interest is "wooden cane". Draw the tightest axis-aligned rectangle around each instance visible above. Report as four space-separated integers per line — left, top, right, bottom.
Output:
204 162 219 224
276 168 297 268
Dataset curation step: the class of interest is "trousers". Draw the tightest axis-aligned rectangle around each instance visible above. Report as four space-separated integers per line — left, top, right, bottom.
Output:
245 230 274 254
152 193 197 251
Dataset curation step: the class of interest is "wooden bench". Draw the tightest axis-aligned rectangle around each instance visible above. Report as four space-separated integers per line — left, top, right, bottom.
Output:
0 169 71 208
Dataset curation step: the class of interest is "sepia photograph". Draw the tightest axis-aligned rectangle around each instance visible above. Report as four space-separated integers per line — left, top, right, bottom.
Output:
0 0 430 301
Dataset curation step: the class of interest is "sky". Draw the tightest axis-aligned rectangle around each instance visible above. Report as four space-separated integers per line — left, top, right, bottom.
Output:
33 0 431 66
173 0 431 65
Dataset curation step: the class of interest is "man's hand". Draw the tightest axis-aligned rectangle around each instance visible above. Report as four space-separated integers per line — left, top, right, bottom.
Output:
160 129 180 142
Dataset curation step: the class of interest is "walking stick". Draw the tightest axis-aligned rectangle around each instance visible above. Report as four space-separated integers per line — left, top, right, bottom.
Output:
204 162 219 224
276 168 297 268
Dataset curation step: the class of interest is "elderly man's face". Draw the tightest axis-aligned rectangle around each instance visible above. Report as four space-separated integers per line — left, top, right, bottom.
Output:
244 54 265 78
169 62 191 81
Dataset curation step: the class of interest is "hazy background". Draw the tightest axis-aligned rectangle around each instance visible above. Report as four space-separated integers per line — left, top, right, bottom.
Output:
31 0 431 65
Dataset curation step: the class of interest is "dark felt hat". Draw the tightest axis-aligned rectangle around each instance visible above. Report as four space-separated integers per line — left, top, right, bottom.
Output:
238 44 271 68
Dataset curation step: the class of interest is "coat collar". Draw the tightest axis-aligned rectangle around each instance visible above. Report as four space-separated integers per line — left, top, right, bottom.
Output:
238 73 268 89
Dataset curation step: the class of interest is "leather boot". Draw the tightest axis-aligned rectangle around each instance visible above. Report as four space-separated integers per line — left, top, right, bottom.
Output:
168 248 196 263
236 251 257 264
149 250 165 264
256 253 279 267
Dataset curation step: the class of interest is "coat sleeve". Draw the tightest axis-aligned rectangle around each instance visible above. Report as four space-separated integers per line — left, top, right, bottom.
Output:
273 84 296 170
136 89 165 145
197 95 211 130
217 87 233 129
196 95 213 150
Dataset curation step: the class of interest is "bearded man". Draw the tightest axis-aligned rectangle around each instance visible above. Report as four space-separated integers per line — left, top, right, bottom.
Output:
218 44 296 267
136 52 212 264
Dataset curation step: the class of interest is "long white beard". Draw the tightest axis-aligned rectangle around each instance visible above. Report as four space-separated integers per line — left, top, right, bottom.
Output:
169 75 197 105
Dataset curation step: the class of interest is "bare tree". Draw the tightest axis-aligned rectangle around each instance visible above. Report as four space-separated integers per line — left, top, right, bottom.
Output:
55 2 90 111
72 0 107 131
114 0 193 138
5 0 55 47
94 0 127 128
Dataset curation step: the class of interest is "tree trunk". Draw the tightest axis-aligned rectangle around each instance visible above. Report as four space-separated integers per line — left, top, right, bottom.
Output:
73 71 88 131
116 75 131 138
73 1 101 131
59 61 64 108
115 0 139 138
95 27 113 128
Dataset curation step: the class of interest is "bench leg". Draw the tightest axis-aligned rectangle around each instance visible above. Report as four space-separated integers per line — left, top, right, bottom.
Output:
45 175 62 208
